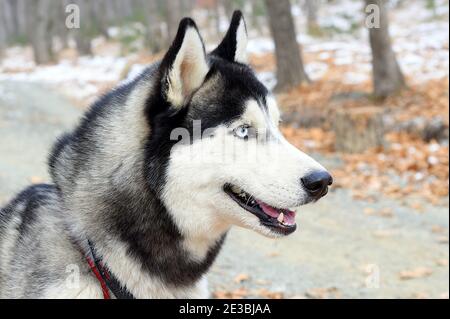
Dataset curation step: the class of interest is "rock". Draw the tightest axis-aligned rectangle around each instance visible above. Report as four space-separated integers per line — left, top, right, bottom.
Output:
281 109 327 129
391 116 448 143
333 106 385 153
423 117 448 142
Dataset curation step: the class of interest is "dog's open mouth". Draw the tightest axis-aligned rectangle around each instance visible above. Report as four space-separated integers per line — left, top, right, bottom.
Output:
224 184 297 235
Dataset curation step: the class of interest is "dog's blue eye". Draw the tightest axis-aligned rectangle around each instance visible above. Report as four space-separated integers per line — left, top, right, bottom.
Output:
234 125 249 139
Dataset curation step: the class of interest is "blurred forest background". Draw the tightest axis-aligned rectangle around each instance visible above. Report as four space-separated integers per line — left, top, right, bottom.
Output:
0 0 448 298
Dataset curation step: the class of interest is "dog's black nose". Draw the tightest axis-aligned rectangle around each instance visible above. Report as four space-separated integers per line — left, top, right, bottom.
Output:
301 171 333 199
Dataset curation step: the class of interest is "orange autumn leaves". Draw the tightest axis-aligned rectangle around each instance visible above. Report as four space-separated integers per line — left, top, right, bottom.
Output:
278 77 448 204
281 127 449 204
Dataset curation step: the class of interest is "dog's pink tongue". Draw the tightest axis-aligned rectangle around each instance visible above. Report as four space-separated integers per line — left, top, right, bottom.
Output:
257 201 280 218
256 200 296 225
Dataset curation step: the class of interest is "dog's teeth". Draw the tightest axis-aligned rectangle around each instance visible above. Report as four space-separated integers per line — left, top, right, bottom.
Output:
277 212 284 223
231 186 241 194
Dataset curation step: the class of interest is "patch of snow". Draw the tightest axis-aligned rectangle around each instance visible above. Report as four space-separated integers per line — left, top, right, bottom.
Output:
334 55 354 66
291 5 302 17
318 52 332 60
428 143 441 153
256 71 276 90
342 72 369 85
0 47 129 103
428 156 439 165
305 62 329 80
120 64 147 85
414 172 425 181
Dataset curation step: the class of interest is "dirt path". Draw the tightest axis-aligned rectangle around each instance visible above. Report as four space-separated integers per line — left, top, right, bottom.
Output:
0 81 81 204
0 81 448 298
209 188 449 298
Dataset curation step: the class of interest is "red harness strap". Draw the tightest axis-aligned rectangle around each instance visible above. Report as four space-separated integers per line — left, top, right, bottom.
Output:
77 240 134 299
85 254 111 299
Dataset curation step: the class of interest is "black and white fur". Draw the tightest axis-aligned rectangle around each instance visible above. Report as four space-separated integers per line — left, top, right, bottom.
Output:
0 12 331 298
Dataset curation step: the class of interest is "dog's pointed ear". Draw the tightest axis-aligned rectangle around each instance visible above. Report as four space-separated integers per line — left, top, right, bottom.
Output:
211 10 248 64
160 18 209 108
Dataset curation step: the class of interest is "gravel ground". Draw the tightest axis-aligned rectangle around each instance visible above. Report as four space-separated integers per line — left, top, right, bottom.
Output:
0 81 448 299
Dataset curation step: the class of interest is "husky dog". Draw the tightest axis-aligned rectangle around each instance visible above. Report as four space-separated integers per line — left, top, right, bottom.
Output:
0 12 332 299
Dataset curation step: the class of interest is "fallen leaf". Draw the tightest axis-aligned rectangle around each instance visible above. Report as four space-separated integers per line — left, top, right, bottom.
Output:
431 225 446 234
255 288 284 299
233 273 249 284
412 292 429 299
30 176 43 184
409 201 424 212
305 287 341 299
435 259 448 267
255 279 270 285
372 230 396 238
212 290 229 299
213 287 249 299
230 287 249 299
378 208 394 218
399 267 433 280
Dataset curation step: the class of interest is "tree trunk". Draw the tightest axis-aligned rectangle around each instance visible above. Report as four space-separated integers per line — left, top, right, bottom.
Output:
16 0 28 37
165 0 182 44
180 0 195 16
250 0 266 36
265 0 310 92
104 0 119 24
223 0 235 21
27 0 54 64
72 0 93 55
7 0 20 39
49 0 68 51
1 0 18 43
143 0 165 53
333 106 385 153
92 0 110 39
304 0 320 34
365 0 405 99
0 17 6 56
74 36 92 56
213 0 222 36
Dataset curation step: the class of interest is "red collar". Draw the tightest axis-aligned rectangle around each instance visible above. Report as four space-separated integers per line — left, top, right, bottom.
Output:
84 253 111 299
80 240 135 299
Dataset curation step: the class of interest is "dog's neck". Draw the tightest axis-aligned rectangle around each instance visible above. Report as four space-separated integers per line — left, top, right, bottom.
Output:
79 191 227 298
93 235 227 298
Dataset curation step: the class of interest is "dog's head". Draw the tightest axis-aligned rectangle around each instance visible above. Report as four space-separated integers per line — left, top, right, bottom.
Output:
147 12 332 239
